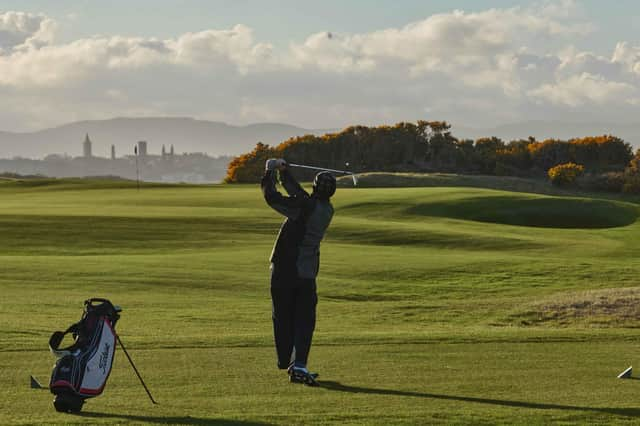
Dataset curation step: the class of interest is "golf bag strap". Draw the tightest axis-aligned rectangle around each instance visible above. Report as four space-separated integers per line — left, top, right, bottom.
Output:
86 298 115 310
49 323 80 356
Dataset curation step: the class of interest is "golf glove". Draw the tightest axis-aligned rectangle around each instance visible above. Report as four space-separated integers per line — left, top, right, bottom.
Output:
266 158 287 171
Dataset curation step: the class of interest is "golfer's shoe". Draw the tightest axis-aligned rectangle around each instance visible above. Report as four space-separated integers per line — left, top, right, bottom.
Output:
288 366 320 387
287 365 319 379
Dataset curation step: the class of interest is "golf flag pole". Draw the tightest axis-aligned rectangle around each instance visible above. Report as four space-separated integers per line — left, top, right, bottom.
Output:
134 145 140 191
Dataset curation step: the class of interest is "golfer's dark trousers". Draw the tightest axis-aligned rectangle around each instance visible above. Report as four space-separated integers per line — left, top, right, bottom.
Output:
271 269 317 369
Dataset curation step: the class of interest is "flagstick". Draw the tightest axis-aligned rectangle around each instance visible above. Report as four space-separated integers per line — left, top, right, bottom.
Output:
134 145 140 191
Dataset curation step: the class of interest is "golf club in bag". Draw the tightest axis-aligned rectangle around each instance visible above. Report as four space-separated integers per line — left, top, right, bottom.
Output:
288 163 359 186
48 298 156 413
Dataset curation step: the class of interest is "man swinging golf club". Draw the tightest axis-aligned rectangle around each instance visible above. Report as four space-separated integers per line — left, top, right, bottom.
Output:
261 158 336 386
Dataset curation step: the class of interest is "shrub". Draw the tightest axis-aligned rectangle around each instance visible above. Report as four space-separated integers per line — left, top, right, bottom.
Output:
577 172 624 192
224 142 275 183
548 162 585 186
629 149 640 174
622 150 640 193
623 175 640 194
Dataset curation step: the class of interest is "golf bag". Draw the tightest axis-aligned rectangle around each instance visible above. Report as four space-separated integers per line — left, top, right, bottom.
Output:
49 298 120 413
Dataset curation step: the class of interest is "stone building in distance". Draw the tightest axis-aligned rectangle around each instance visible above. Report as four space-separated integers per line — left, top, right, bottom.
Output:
0 134 231 183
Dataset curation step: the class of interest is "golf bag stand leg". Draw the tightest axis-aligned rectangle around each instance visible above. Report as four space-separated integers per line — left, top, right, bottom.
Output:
116 334 157 404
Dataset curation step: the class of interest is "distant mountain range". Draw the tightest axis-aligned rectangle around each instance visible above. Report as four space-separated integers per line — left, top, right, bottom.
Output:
0 117 638 160
0 117 334 159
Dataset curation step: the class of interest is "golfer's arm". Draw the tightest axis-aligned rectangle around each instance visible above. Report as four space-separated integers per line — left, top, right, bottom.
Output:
261 170 303 219
280 169 308 197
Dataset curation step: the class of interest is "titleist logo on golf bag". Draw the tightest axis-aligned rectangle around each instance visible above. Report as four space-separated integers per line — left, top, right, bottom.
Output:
98 342 111 374
48 298 120 413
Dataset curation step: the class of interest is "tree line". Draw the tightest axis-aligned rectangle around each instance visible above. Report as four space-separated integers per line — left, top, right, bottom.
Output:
225 121 640 193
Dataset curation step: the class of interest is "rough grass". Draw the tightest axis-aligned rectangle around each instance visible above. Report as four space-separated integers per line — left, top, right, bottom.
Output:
504 287 640 328
2 176 640 425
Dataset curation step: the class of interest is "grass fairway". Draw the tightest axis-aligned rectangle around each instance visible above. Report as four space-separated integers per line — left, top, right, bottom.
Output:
2 177 640 425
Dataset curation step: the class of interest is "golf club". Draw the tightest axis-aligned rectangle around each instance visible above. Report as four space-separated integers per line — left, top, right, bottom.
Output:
288 163 358 186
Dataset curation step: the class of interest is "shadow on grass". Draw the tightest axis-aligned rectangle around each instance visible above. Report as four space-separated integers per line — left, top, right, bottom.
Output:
406 196 638 229
320 381 640 418
79 412 271 425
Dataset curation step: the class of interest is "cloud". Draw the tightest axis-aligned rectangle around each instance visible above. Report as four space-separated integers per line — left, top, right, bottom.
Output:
612 42 640 75
0 3 639 132
528 72 636 106
0 24 276 88
0 11 56 51
288 4 591 75
171 25 275 72
0 4 592 90
282 3 596 103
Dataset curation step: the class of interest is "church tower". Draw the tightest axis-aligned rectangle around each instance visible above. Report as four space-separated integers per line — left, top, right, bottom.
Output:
83 134 92 158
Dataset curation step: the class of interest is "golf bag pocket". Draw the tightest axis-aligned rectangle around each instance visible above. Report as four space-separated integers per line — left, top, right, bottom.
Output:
49 354 77 392
49 299 119 401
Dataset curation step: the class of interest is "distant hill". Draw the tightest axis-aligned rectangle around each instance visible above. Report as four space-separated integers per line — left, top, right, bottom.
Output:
0 117 334 159
2 118 638 160
455 121 640 148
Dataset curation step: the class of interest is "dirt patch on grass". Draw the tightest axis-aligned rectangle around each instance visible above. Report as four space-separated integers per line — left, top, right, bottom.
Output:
504 287 640 327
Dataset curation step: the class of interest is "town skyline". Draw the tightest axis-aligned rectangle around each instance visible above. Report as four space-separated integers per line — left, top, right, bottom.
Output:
0 131 231 183
77 133 177 160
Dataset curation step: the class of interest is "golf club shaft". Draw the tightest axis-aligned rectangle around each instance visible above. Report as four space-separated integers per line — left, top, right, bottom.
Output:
288 163 353 175
116 334 157 405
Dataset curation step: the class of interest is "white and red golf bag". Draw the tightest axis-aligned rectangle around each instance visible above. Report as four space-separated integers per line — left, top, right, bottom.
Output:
49 298 120 413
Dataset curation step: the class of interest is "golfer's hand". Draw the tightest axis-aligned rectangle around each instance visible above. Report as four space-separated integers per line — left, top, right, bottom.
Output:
266 158 287 171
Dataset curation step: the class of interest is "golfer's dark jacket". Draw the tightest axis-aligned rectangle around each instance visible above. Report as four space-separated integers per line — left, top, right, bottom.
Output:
261 169 334 281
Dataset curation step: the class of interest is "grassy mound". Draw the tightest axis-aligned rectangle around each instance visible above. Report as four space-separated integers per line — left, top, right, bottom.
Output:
339 189 638 229
408 195 638 228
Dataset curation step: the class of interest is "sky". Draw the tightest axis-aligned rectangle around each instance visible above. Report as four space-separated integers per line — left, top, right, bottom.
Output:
1 0 639 131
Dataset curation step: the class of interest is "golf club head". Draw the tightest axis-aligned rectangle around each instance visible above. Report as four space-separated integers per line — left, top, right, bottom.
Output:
351 174 358 186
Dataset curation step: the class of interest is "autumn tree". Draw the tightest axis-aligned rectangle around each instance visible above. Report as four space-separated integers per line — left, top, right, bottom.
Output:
475 137 506 174
225 142 275 183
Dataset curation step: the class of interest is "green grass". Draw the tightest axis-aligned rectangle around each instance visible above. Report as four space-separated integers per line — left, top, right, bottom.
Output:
2 176 640 424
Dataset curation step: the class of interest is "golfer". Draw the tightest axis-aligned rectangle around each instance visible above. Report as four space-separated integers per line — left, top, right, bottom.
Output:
261 158 336 386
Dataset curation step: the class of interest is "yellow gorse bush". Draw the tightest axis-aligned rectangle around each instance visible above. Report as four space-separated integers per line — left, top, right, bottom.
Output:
548 163 585 186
